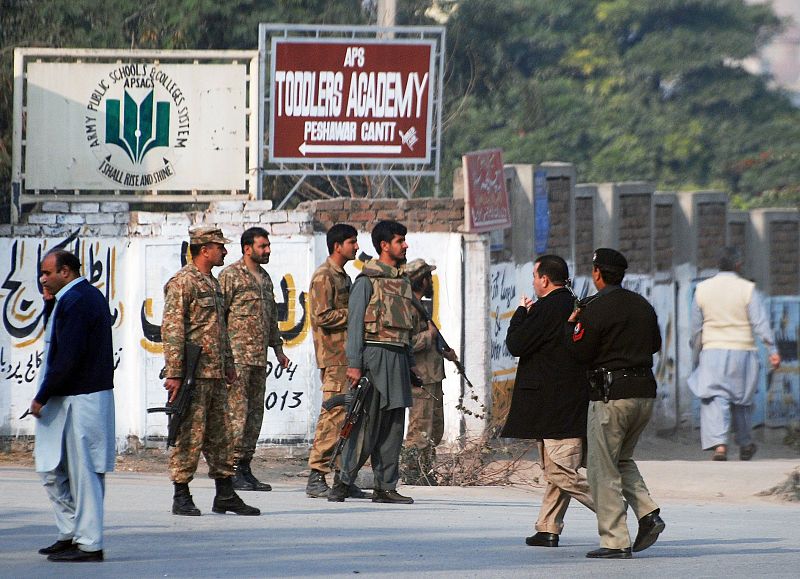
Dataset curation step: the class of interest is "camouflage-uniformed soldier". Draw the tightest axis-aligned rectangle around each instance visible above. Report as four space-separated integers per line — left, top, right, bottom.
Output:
162 226 259 517
400 258 457 485
219 227 290 492
305 224 368 499
328 220 420 504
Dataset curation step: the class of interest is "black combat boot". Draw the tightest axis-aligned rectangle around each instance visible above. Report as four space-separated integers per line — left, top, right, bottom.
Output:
232 461 254 491
306 469 330 498
327 480 349 502
334 471 369 499
240 459 272 491
212 477 261 515
172 482 201 516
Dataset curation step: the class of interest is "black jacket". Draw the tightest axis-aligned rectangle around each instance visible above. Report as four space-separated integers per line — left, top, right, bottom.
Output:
501 288 589 439
564 286 661 399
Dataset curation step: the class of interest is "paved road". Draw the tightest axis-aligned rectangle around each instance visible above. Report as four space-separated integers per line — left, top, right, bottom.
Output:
1 464 799 578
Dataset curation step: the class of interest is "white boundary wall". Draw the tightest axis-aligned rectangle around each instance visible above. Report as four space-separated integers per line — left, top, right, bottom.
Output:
0 228 487 450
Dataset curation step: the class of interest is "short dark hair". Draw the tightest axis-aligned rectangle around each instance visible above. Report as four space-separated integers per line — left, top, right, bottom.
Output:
241 227 270 251
371 220 407 254
46 249 81 274
327 223 358 255
718 246 742 272
534 254 568 285
595 265 624 286
189 244 203 258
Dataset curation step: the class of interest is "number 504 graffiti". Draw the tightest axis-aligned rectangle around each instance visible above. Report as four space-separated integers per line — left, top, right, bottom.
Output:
265 390 303 411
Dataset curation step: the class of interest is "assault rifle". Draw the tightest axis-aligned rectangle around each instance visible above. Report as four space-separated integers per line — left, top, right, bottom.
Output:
147 342 203 447
410 297 477 393
325 375 373 471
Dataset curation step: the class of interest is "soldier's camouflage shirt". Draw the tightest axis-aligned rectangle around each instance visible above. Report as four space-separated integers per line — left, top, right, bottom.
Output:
162 264 234 379
411 301 446 384
219 258 283 367
309 256 351 368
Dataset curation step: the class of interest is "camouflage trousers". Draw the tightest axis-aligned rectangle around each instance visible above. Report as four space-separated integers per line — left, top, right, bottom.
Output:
169 378 234 483
403 381 444 450
228 364 267 463
307 366 347 474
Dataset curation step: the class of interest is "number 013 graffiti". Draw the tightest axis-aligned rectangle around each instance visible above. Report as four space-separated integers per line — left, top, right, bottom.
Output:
265 390 303 411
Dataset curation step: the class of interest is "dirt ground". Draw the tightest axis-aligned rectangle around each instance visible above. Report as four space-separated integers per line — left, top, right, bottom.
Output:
3 425 798 487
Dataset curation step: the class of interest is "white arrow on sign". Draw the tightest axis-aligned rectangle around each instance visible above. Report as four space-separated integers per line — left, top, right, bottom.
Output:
298 142 402 156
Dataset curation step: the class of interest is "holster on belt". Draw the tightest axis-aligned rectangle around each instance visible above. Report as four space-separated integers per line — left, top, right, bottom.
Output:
588 368 612 403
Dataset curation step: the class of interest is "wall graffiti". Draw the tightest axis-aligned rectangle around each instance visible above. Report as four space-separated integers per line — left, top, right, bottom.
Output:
0 234 128 436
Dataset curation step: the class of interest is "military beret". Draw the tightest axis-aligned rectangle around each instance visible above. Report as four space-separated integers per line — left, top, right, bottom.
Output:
592 248 628 271
189 226 231 245
404 258 437 280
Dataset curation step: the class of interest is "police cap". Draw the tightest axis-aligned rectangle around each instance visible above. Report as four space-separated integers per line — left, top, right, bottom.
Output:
592 248 628 271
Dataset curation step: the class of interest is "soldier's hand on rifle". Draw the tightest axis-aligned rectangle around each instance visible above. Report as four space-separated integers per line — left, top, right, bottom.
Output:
346 367 362 387
442 348 458 363
568 307 581 323
165 378 182 403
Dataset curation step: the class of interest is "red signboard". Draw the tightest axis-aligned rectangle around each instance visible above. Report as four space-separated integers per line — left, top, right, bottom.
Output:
462 149 512 233
269 38 434 164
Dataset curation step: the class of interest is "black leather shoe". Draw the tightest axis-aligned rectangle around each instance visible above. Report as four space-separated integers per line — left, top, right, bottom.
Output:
47 546 103 562
39 539 73 555
740 443 757 461
525 532 559 547
586 547 632 559
348 484 370 499
633 509 665 552
372 489 414 504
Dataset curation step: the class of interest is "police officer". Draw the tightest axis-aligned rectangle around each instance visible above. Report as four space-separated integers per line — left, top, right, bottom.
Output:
161 226 259 516
564 248 664 558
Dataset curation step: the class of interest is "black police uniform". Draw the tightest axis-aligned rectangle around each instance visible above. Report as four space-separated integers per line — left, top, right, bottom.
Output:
563 248 664 557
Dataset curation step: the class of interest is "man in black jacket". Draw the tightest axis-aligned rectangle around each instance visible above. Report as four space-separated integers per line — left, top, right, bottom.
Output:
502 255 595 548
565 248 665 560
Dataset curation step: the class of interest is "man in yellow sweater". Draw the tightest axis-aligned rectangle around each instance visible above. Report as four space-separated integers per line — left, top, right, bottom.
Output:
689 247 781 461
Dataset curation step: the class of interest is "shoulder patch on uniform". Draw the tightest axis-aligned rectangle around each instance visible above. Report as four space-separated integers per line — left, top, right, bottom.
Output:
572 322 584 342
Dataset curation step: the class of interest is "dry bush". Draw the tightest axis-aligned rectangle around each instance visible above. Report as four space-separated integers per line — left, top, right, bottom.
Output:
433 435 539 487
757 467 800 502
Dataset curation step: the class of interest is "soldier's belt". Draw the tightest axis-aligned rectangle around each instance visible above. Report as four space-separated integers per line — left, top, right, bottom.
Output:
364 341 407 352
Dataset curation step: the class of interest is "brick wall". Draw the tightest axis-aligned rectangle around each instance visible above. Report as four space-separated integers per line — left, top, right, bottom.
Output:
546 177 571 258
654 203 674 272
770 220 800 294
618 193 652 273
728 221 746 254
297 198 465 233
696 202 726 270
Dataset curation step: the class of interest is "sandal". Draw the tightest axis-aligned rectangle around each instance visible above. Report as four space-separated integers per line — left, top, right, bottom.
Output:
712 445 727 461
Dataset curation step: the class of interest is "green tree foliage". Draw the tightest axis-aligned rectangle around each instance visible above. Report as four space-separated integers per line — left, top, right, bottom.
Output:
443 0 800 206
2 0 799 209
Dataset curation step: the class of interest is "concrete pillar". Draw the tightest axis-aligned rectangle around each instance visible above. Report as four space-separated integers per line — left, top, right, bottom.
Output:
653 192 678 280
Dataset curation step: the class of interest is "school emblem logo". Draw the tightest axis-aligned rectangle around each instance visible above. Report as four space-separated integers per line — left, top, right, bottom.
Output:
84 63 190 187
